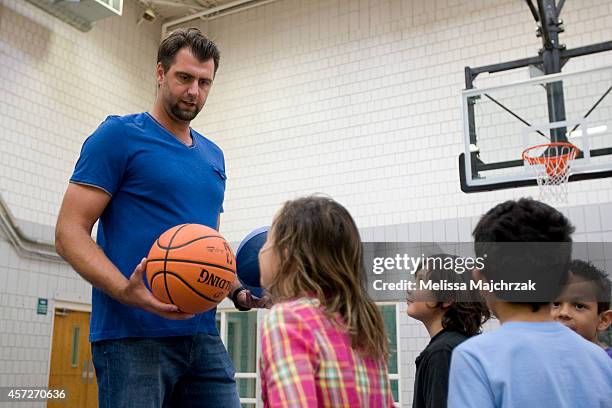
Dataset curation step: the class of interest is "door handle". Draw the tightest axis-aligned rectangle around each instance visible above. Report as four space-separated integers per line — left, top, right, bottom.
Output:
88 360 95 383
81 360 88 381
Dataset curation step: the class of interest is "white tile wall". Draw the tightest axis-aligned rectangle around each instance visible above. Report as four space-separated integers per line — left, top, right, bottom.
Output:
0 230 86 393
0 0 161 395
179 0 612 242
0 0 161 227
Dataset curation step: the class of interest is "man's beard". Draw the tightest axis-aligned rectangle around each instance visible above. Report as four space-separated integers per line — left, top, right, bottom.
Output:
168 99 202 121
161 84 203 121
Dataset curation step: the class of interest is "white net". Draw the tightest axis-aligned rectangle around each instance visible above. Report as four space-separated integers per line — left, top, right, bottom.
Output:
522 143 579 203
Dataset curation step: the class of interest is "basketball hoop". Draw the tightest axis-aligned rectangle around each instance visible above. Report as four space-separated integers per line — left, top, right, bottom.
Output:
522 142 580 203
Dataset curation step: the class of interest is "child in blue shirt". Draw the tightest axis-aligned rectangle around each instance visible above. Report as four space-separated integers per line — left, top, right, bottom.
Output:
448 198 612 408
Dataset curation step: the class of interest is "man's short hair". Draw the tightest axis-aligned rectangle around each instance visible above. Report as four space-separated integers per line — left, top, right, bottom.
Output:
569 259 611 314
473 198 575 311
158 27 220 75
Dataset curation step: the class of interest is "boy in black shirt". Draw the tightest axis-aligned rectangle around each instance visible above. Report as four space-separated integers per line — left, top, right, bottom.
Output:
407 254 489 408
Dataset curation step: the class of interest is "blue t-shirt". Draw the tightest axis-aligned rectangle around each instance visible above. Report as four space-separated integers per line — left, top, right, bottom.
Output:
71 112 227 342
448 322 612 408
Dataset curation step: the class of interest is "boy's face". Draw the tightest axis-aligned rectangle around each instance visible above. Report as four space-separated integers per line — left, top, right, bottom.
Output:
406 269 441 323
551 274 609 343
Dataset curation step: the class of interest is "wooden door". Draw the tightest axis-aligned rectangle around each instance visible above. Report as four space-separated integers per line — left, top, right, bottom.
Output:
48 308 98 407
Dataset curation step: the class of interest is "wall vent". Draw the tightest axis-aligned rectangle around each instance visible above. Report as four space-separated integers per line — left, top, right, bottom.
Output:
25 0 122 32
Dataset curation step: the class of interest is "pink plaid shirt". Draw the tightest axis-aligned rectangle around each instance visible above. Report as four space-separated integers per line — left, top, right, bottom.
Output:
260 297 395 407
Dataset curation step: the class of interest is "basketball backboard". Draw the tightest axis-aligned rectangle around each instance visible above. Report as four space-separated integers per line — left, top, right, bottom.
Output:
459 65 612 192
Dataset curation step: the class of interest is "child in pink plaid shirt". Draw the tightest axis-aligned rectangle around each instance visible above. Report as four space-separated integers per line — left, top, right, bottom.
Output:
258 196 395 407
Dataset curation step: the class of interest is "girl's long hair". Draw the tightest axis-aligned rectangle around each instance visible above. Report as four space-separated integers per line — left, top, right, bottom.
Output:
266 196 389 359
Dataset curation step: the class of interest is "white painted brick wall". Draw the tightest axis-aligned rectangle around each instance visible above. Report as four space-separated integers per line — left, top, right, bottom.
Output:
0 0 161 227
0 235 80 393
0 0 161 395
178 0 612 242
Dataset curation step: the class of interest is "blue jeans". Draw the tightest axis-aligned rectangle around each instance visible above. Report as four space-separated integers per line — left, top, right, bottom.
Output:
92 334 241 408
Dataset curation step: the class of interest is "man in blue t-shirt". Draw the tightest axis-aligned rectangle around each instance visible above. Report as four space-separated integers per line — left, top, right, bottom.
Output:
448 198 612 408
55 28 264 407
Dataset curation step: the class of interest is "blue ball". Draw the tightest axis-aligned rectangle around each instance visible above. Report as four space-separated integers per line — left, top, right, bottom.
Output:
235 226 269 298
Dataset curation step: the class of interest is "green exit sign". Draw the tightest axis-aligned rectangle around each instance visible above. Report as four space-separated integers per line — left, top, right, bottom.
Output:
37 298 48 315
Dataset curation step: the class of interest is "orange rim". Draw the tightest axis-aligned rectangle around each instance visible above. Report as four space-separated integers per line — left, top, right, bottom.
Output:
522 142 580 177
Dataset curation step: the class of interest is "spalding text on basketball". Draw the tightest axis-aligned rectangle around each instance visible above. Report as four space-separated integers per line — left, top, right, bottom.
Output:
197 268 232 291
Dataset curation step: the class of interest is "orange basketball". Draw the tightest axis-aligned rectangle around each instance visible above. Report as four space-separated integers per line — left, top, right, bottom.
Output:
145 224 236 314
